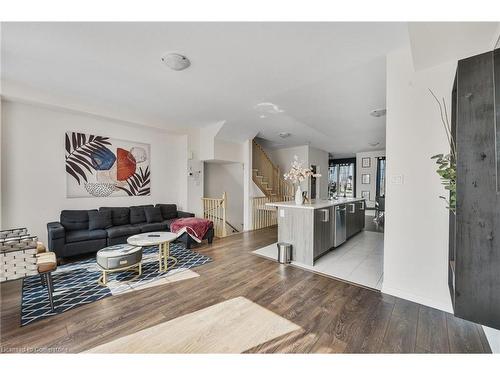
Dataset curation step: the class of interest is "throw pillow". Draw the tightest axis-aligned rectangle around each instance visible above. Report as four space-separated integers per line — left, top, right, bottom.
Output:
157 204 178 219
145 206 163 223
88 210 112 230
130 206 150 224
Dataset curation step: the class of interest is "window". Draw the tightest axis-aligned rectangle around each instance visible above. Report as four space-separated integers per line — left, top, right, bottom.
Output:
376 157 386 198
329 158 356 198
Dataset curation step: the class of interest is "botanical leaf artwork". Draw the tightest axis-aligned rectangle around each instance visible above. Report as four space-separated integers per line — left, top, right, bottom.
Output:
116 166 151 196
65 132 151 198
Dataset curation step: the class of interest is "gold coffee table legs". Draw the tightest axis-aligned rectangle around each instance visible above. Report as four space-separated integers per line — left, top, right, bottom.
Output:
158 241 178 272
98 262 142 286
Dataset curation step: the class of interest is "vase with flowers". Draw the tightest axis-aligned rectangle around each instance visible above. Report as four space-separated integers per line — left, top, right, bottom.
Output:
283 155 321 205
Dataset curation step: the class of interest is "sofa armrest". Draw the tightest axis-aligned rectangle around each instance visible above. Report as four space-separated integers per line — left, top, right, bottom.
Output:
177 211 195 218
47 222 66 258
47 222 65 240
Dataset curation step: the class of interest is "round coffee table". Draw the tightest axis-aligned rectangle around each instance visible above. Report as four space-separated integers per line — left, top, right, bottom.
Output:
96 244 143 286
127 232 178 272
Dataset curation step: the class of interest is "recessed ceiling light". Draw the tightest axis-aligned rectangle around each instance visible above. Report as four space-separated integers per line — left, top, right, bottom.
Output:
259 115 267 119
279 132 291 139
161 52 191 71
370 109 386 117
255 102 285 114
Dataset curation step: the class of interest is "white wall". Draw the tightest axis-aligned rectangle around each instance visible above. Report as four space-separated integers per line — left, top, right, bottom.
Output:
214 139 244 163
0 97 2 229
204 162 244 232
383 47 456 312
308 146 329 200
1 100 187 243
186 128 204 217
356 150 386 209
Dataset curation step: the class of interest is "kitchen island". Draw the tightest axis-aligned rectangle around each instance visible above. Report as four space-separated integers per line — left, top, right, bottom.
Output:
266 198 365 266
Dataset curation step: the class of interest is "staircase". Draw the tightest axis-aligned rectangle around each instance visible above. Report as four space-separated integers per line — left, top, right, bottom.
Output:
252 140 294 201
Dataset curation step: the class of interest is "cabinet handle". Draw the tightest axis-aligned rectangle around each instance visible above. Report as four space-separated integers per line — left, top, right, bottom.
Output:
360 201 365 210
321 209 329 222
349 204 355 213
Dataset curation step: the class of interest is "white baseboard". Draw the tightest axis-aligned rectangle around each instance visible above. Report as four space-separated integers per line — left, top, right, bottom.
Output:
483 325 500 353
381 284 453 314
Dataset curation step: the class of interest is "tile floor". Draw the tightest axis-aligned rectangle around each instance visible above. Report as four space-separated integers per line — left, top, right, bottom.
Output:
252 229 384 290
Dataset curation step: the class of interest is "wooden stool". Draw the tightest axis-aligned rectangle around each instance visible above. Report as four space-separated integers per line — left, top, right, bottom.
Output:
36 251 57 312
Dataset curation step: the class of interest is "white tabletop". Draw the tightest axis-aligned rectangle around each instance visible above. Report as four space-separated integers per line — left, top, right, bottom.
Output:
265 198 365 210
97 244 141 258
127 232 178 246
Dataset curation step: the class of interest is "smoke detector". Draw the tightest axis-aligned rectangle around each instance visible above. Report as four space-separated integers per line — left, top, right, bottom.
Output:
161 53 191 71
369 142 380 147
370 109 386 117
279 132 291 139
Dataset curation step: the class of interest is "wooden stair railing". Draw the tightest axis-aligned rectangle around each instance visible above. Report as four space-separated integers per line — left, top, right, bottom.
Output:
202 192 228 238
252 140 294 201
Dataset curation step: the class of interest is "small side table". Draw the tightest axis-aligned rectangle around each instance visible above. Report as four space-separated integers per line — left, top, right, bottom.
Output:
96 244 143 286
127 232 178 272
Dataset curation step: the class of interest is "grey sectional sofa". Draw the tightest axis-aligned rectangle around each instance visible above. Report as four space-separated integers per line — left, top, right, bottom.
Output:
47 204 213 259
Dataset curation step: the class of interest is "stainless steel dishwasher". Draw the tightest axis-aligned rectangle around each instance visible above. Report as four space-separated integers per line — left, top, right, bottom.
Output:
334 204 347 247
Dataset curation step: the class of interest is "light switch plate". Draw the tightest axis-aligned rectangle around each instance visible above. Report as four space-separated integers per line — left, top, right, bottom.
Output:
391 174 404 185
279 209 285 218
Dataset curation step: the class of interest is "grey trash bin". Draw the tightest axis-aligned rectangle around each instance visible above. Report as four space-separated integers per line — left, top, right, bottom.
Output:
277 242 292 264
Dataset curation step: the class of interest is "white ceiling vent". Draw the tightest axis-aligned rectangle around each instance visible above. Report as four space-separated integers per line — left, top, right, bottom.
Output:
161 53 191 71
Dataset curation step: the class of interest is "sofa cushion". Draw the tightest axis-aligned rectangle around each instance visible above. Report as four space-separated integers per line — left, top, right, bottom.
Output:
145 206 163 223
161 219 177 231
156 204 178 220
105 224 141 239
130 205 153 224
136 222 163 233
99 207 130 226
66 229 107 243
60 210 91 231
88 210 112 230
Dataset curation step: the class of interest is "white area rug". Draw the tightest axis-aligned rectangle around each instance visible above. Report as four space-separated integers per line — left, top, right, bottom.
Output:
86 296 301 353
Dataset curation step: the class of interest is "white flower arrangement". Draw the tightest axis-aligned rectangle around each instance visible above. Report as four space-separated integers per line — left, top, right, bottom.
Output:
283 155 321 185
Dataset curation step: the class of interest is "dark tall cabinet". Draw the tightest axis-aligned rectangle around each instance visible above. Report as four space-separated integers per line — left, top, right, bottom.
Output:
450 50 500 329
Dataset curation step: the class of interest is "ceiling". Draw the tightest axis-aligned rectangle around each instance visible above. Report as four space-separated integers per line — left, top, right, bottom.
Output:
2 22 496 157
409 22 499 70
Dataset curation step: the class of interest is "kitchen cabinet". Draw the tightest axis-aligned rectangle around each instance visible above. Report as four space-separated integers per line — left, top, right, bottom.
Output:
356 200 365 231
313 206 334 259
269 198 366 266
346 200 365 238
346 202 357 238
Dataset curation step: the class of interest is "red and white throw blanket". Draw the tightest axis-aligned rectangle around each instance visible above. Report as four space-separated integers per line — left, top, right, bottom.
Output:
170 218 213 243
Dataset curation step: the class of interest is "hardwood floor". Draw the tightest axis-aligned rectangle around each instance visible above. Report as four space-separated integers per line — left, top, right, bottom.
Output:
0 227 491 353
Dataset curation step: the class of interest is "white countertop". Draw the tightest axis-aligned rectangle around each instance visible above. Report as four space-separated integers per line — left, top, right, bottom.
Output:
265 197 365 210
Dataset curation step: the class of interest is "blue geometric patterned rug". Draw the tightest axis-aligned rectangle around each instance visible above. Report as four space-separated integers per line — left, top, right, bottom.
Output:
21 242 211 326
